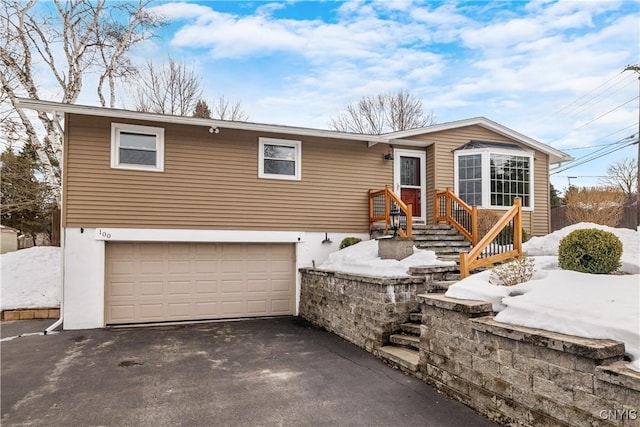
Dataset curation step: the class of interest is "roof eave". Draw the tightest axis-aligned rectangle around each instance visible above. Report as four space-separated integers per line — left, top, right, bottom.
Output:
15 98 389 145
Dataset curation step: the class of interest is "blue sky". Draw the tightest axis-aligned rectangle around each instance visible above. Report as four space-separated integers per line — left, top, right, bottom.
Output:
79 1 639 192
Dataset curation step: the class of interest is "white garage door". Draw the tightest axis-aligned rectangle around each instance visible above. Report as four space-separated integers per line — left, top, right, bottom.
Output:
105 242 296 325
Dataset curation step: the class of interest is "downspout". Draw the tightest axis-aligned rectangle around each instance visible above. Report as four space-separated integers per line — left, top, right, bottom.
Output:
44 226 63 334
45 110 64 334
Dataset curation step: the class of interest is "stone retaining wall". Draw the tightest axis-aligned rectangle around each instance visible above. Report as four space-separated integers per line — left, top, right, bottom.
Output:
299 268 425 351
418 294 640 426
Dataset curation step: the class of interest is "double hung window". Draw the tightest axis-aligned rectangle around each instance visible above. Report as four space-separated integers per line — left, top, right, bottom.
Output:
111 123 164 172
258 138 301 180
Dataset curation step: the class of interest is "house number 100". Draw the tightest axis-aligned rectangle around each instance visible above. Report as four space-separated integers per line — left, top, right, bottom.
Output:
98 230 112 239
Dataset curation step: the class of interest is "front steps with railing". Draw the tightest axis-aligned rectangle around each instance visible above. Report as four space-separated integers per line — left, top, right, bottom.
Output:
411 224 472 256
376 226 471 371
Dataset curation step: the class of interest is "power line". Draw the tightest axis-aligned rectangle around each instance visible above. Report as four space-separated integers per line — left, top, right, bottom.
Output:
552 134 634 170
561 124 637 150
552 70 628 116
564 77 637 118
550 139 637 175
548 97 638 145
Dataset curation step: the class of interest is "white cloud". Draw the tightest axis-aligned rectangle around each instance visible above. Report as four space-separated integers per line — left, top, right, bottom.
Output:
99 0 640 183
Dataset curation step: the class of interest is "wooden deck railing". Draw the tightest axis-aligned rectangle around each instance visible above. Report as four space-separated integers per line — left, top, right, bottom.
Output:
459 198 523 279
434 188 478 245
369 185 413 237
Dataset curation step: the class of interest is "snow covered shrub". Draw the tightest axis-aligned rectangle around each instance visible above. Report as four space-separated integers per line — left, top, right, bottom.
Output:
339 237 362 249
489 256 535 286
558 229 622 274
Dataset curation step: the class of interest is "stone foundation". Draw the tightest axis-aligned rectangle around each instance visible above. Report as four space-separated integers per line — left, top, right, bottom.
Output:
299 268 425 351
418 294 640 426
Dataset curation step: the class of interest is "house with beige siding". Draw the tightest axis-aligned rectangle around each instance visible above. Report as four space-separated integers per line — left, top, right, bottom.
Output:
18 98 571 330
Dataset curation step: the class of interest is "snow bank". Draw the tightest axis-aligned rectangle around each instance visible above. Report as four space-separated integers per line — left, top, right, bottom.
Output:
1 247 61 310
447 224 640 371
317 239 454 277
523 222 640 274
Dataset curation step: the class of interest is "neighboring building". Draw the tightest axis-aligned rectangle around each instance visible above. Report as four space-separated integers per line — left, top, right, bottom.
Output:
18 98 571 330
0 225 19 254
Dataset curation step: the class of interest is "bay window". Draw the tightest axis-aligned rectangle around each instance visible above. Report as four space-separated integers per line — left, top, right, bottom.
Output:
455 145 534 209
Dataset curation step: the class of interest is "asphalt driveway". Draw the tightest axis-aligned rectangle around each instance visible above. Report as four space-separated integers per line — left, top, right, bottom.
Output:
1 317 495 426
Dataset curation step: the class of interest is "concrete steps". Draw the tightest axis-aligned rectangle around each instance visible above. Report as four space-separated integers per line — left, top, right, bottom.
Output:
378 310 422 372
389 333 420 350
378 346 419 372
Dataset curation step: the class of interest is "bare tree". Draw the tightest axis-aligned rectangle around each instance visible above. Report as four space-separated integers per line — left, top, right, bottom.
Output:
0 0 164 204
212 96 249 121
132 58 203 116
330 90 436 134
599 157 638 201
94 2 165 108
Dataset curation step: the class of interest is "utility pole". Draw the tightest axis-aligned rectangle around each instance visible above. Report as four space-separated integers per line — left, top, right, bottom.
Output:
623 64 640 228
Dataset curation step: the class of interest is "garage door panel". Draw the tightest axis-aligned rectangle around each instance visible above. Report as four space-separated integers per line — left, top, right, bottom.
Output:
168 302 191 317
271 278 292 292
167 281 190 295
195 260 218 273
247 279 268 293
195 301 219 316
110 281 135 297
139 244 164 257
106 242 295 324
222 260 242 273
272 299 292 313
110 304 135 322
247 300 267 314
195 280 218 294
195 244 219 257
247 259 268 272
139 281 164 296
167 243 191 257
110 260 136 275
167 260 190 274
139 303 164 319
140 261 164 274
221 300 244 315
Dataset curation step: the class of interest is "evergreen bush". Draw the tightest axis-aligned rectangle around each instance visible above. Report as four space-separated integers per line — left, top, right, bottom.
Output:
339 237 362 249
558 229 622 274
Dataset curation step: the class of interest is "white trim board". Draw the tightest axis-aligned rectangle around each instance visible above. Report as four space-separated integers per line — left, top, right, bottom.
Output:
94 228 306 243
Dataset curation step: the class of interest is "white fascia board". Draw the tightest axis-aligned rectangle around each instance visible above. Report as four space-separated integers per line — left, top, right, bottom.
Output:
382 117 572 164
94 228 306 243
16 98 388 144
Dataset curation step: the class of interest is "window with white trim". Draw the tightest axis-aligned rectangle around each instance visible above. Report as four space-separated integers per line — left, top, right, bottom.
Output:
258 137 301 180
455 147 534 209
111 123 164 172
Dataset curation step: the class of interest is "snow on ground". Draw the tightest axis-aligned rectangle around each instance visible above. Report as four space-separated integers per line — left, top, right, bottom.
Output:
317 239 454 277
1 247 61 310
445 223 640 371
523 222 640 274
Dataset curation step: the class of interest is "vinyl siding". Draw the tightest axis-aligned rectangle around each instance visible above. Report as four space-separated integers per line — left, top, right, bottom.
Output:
412 125 550 236
63 114 394 232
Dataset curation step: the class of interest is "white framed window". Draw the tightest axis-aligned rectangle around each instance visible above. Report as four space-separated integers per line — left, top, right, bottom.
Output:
258 137 301 181
454 147 534 210
111 123 164 172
